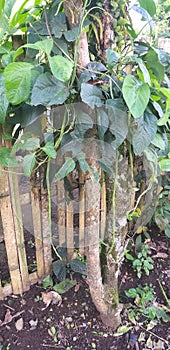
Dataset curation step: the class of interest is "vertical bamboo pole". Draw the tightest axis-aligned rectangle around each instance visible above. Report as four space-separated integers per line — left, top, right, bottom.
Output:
78 168 85 255
40 170 52 276
0 183 23 295
8 172 30 292
66 199 74 260
31 184 45 279
0 134 23 295
57 179 66 248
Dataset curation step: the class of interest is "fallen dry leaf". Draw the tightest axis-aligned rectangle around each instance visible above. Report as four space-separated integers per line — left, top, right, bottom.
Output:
15 317 24 331
74 283 80 292
152 252 168 259
0 309 12 326
41 291 62 310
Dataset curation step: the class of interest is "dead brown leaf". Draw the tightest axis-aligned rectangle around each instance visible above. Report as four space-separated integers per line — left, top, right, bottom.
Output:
41 291 62 310
74 283 80 292
0 309 12 326
15 317 24 331
152 252 168 259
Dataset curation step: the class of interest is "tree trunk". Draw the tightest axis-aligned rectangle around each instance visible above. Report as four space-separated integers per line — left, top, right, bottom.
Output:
63 0 133 329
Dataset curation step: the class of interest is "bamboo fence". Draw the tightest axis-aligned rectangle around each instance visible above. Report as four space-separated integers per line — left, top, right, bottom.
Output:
0 158 106 300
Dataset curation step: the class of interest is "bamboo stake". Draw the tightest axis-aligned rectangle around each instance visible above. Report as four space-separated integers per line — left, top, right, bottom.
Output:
8 171 30 292
66 199 74 261
0 134 23 294
40 172 52 276
31 185 45 279
57 179 66 248
78 168 85 255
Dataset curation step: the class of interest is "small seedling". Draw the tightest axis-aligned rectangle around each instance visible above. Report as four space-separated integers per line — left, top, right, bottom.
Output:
125 239 154 278
125 284 170 323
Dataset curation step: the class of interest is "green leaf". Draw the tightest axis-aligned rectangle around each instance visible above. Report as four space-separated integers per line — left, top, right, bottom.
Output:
55 157 76 180
74 111 93 138
49 56 73 82
22 138 40 151
78 157 91 174
151 133 165 150
64 26 79 42
69 258 87 275
113 325 133 337
145 49 164 82
42 275 54 288
159 158 170 172
0 147 11 166
97 109 109 139
122 75 150 119
125 288 137 298
42 142 57 159
108 105 128 148
53 260 66 281
165 225 170 238
31 72 69 106
24 39 53 56
132 111 157 155
138 0 156 16
4 62 33 104
0 73 9 123
53 278 77 294
4 0 16 18
23 153 36 177
106 49 119 70
80 83 103 109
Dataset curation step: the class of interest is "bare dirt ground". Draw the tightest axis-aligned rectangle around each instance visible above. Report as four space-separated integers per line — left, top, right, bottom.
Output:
0 226 170 350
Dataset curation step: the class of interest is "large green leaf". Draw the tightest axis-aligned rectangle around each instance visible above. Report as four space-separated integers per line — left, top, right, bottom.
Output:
159 158 170 172
55 157 76 180
31 72 69 106
106 49 119 70
53 278 77 294
69 258 87 275
145 49 164 82
23 153 36 177
41 142 57 159
97 108 109 139
4 62 33 104
138 0 156 16
132 111 157 155
107 105 128 148
4 0 16 17
0 147 18 167
0 73 9 123
74 111 93 138
64 26 79 42
151 133 165 150
22 137 40 151
157 87 170 126
80 83 103 109
24 39 53 56
49 56 73 82
53 260 66 281
122 75 150 119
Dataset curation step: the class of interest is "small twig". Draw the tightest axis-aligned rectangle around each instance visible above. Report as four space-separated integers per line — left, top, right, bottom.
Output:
138 323 169 345
3 304 15 311
12 310 25 320
158 279 170 308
